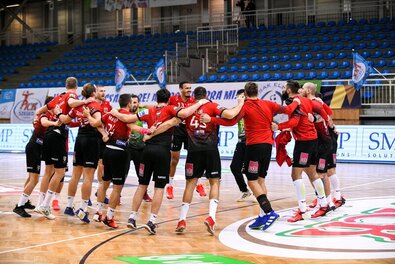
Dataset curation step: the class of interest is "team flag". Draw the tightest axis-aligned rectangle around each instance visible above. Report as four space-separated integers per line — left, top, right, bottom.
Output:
153 58 166 89
115 58 129 91
351 51 374 91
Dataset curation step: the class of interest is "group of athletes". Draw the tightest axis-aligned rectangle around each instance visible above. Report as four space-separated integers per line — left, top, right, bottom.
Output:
13 77 345 235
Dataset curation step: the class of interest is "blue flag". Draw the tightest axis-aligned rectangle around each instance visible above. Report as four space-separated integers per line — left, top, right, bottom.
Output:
115 58 129 91
351 52 374 91
153 58 166 89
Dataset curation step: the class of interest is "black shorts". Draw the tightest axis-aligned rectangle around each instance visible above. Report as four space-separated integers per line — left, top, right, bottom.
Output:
138 144 170 188
244 143 272 181
102 146 129 185
73 135 100 168
127 147 143 176
25 138 43 174
185 149 221 179
316 139 332 173
293 139 318 168
42 131 67 169
171 125 188 151
99 140 106 159
327 129 338 169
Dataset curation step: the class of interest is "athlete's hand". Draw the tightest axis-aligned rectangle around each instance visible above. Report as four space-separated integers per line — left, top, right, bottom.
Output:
271 122 279 131
237 94 245 105
199 113 211 123
84 97 95 105
54 105 61 115
198 99 209 106
55 119 62 126
308 113 314 123
143 134 152 142
110 109 119 117
82 107 90 117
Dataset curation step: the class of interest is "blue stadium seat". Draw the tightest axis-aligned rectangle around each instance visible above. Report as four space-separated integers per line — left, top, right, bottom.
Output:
238 65 249 72
240 57 248 64
291 54 301 61
196 75 207 83
375 60 386 67
261 73 271 81
330 71 341 78
304 62 315 70
219 74 229 82
292 63 303 70
389 60 395 67
270 55 279 62
371 51 383 58
272 64 281 71
281 55 291 62
217 65 228 73
294 72 305 80
338 61 350 68
327 61 338 69
306 71 317 79
383 50 394 58
208 75 218 82
342 71 352 78
260 56 269 62
325 52 335 60
229 65 239 72
261 64 270 71
239 73 249 82
249 56 259 63
228 57 238 64
251 73 260 81
318 71 329 79
249 64 260 72
229 74 238 82
362 51 371 58
282 63 292 71
284 72 293 79
271 73 282 81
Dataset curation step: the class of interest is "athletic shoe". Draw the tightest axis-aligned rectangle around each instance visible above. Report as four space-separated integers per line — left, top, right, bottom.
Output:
261 211 279 231
175 220 186 233
76 208 90 224
102 216 119 229
248 215 267 229
64 206 75 216
52 199 60 211
126 218 137 229
166 185 174 199
36 206 55 220
311 206 330 218
204 216 215 235
143 192 153 202
143 221 157 235
23 200 35 210
95 192 109 204
93 211 102 222
287 209 305 223
237 191 252 202
196 184 207 197
333 196 346 208
309 198 318 208
13 205 31 218
88 199 92 206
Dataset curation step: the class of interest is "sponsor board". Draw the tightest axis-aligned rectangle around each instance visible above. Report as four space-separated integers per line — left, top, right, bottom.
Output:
219 196 395 259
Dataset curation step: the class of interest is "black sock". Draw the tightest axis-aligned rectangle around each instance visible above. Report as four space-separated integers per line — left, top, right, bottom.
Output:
257 194 272 214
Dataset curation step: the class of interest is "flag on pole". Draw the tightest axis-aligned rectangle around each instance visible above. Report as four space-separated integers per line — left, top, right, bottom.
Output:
351 51 374 91
153 58 166 89
115 58 129 91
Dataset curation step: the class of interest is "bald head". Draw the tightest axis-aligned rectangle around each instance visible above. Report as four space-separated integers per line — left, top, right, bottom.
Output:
302 82 317 97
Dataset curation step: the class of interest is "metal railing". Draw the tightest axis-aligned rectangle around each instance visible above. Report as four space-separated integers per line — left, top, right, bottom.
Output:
359 78 395 105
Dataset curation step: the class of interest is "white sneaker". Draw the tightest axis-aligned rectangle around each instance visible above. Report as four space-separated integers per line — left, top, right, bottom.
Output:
36 206 55 220
237 191 252 202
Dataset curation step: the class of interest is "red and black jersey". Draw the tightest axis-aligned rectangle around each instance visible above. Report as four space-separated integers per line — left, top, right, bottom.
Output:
314 120 331 143
68 101 102 136
137 105 180 147
278 96 317 141
185 102 224 152
33 111 55 139
47 91 78 115
102 108 131 142
169 95 195 108
100 100 112 114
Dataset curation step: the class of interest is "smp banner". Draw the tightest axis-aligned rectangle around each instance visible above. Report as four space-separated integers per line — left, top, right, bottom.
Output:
10 88 49 124
1 124 394 164
0 89 16 119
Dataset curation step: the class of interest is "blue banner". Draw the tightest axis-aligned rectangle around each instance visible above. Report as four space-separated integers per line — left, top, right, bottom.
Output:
351 52 374 91
0 89 16 118
153 58 166 89
115 58 130 91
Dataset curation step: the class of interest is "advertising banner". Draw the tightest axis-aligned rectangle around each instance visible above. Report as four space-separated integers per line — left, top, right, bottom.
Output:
1 124 393 164
10 88 49 123
0 89 16 119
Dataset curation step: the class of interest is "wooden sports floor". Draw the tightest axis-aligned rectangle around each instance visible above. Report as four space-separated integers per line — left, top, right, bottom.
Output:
0 153 394 264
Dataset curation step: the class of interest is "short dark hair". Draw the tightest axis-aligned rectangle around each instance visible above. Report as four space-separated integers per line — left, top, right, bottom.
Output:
119 94 132 108
316 92 323 99
179 81 189 89
156 89 171 103
45 96 54 105
244 82 258 97
236 89 245 95
285 80 300 94
81 83 96 98
131 94 140 102
194 86 207 100
65 77 78 89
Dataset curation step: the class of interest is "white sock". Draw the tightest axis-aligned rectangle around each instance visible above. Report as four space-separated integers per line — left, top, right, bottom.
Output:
67 196 74 208
312 179 328 207
42 190 55 208
327 194 335 208
129 211 137 220
96 202 103 213
149 213 157 224
81 199 89 212
54 193 60 200
259 208 265 217
209 199 218 222
38 192 46 206
18 193 29 207
169 177 174 186
293 179 306 212
106 207 115 220
179 202 190 221
329 174 341 200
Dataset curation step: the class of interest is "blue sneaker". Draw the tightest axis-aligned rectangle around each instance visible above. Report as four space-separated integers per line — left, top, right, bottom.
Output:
95 192 109 204
248 215 268 229
64 206 75 216
76 208 90 224
261 211 279 231
88 199 92 206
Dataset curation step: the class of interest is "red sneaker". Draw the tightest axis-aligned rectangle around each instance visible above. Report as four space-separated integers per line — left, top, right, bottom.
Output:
175 220 186 233
311 206 330 218
102 216 119 229
52 199 60 211
333 196 346 208
204 216 215 235
143 192 153 202
166 185 174 199
93 211 102 222
308 198 318 208
287 209 305 223
196 184 207 197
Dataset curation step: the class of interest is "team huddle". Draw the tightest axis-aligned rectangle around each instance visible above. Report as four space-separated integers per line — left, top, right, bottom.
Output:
13 77 345 235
